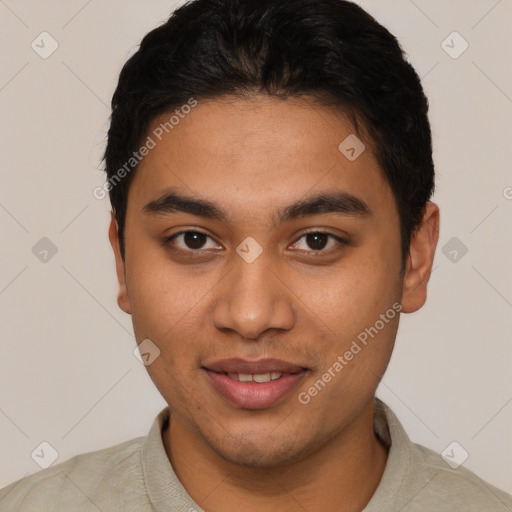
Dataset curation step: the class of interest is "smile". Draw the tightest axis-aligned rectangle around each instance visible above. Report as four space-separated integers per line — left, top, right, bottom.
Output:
225 372 284 383
202 358 308 409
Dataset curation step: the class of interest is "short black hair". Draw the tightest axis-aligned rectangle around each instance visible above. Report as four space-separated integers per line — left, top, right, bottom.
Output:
104 0 435 263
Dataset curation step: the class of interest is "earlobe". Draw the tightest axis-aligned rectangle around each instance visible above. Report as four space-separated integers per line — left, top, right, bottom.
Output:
108 214 132 315
401 202 440 313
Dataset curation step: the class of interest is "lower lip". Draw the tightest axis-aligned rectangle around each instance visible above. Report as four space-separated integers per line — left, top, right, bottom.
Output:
203 369 307 409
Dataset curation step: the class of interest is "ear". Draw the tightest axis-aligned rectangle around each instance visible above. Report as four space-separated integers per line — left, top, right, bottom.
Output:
401 202 440 313
108 214 132 315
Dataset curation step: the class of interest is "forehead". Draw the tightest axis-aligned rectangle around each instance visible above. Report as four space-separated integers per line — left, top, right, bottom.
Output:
128 96 394 220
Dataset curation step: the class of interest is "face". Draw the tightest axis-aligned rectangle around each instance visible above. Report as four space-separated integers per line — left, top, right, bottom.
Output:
110 95 437 467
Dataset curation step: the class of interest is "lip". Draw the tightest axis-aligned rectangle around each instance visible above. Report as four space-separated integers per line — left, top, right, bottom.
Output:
203 357 306 374
202 358 308 409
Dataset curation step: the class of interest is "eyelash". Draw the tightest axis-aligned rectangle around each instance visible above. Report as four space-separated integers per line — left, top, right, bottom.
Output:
163 230 348 257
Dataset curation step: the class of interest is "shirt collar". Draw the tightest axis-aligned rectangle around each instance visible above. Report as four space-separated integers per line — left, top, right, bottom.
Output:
141 407 203 511
363 398 413 511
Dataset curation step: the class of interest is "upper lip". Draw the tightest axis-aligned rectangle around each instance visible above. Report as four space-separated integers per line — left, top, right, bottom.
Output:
203 358 307 374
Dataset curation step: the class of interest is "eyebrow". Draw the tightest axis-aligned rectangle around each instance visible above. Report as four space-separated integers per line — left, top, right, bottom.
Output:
143 188 371 225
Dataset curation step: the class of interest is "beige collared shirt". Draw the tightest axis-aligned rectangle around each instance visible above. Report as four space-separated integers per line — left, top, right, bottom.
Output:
1 399 510 511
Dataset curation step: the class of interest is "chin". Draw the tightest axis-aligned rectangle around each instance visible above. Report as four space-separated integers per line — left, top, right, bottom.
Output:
204 430 314 469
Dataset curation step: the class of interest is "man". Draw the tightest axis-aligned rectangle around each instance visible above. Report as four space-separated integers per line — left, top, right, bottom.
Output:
1 0 510 510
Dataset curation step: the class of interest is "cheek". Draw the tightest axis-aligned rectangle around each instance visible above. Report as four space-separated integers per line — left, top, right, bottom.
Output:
294 246 401 397
124 243 213 343
125 260 210 404
303 252 400 331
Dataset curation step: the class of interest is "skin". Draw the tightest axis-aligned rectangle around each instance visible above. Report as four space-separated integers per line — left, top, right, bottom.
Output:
109 95 439 512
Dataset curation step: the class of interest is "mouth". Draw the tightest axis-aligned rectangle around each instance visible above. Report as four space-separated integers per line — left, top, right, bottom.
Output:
202 358 308 409
217 371 288 383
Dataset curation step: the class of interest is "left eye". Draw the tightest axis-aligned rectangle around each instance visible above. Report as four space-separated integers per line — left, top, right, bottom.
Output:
291 232 344 252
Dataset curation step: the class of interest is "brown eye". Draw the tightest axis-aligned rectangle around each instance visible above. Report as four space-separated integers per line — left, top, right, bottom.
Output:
183 231 208 249
166 231 221 252
290 232 347 253
305 232 329 250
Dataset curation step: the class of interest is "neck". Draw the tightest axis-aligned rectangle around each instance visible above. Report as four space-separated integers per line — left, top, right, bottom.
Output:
163 399 388 512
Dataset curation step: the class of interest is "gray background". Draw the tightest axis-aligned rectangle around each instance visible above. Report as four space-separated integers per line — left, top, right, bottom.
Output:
1 0 511 494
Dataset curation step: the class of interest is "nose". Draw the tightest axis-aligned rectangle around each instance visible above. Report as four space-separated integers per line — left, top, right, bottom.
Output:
212 252 295 340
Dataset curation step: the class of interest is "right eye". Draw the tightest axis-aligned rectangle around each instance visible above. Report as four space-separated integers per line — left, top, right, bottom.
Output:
164 230 223 254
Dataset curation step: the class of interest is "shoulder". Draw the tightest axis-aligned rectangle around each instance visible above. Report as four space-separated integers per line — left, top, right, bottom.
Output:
372 400 512 511
0 436 148 511
408 441 512 510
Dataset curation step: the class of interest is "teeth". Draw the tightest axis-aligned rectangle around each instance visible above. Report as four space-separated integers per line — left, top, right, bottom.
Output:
227 372 283 383
253 373 271 383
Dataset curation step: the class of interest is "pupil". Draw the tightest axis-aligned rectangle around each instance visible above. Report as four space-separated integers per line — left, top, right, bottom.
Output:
307 233 328 250
184 232 206 249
